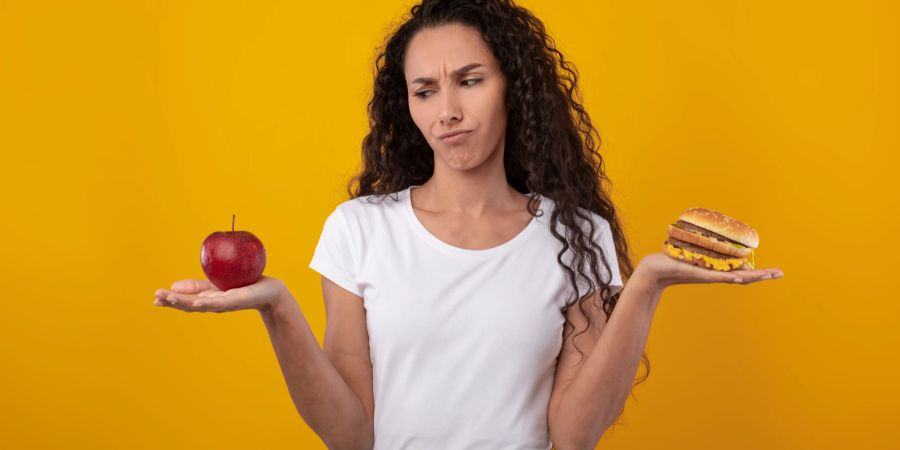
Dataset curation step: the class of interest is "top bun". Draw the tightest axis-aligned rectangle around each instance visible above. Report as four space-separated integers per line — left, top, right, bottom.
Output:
678 207 759 248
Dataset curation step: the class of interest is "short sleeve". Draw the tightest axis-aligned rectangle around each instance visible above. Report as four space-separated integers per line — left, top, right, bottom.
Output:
308 206 363 297
575 213 624 298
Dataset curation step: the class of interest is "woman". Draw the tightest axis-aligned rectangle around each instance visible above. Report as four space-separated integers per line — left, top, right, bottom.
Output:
153 0 784 448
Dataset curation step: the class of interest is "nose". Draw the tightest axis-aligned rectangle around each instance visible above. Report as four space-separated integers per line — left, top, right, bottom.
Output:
438 89 461 125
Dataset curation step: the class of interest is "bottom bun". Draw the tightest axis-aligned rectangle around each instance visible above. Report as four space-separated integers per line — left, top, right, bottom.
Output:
664 243 753 271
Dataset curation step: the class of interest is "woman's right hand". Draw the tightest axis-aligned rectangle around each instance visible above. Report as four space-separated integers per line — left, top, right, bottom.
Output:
153 275 287 314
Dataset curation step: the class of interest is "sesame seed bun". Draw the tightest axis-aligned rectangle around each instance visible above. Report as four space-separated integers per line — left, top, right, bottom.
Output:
678 207 759 249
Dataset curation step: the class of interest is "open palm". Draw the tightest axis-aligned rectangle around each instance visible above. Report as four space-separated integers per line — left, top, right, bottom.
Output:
153 275 286 313
639 250 784 290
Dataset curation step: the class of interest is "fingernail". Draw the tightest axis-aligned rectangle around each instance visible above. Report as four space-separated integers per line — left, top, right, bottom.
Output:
761 274 772 280
170 297 178 305
733 278 743 283
153 299 162 306
774 272 784 278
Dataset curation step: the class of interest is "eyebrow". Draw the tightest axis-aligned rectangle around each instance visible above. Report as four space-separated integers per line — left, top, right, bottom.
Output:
410 63 485 86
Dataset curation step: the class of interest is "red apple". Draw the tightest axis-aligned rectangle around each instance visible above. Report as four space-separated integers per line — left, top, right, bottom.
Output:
200 214 266 291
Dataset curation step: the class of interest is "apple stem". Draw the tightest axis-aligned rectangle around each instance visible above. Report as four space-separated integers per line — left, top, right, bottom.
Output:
232 214 235 232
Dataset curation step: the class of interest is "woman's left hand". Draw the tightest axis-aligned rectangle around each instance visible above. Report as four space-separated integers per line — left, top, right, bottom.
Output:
636 250 784 291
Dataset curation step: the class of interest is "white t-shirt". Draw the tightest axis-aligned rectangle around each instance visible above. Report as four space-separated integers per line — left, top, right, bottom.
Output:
308 185 623 450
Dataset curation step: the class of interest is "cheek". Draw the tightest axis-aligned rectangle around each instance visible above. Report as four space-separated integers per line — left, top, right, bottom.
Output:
408 101 430 132
474 90 506 131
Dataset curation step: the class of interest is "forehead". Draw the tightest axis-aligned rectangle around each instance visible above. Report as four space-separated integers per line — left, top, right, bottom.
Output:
404 24 496 76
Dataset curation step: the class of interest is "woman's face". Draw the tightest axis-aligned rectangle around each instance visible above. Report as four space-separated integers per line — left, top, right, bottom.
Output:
404 23 507 170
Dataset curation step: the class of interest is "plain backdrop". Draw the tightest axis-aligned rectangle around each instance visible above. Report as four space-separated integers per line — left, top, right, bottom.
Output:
1 0 897 448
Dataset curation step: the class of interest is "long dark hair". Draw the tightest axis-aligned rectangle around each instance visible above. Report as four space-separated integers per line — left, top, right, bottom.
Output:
345 0 649 425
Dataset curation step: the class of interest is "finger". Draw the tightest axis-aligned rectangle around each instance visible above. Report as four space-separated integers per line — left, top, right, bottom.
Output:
750 268 785 283
163 291 205 312
192 293 247 313
198 289 225 298
162 293 189 312
731 268 779 277
171 279 216 294
154 289 181 307
193 296 241 313
166 292 240 313
155 288 183 303
729 268 784 284
153 289 171 307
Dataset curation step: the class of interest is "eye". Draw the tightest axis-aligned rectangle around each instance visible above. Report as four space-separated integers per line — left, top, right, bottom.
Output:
413 79 481 99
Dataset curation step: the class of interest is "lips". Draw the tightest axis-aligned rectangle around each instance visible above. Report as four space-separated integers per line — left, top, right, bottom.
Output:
439 130 471 140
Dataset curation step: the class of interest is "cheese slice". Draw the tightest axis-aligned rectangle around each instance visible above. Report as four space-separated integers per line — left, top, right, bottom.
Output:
665 244 754 271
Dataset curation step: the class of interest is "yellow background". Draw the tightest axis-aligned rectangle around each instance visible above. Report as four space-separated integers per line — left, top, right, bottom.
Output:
1 1 897 448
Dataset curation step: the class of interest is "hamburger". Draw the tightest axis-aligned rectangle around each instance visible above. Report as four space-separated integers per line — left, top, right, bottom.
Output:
663 207 758 271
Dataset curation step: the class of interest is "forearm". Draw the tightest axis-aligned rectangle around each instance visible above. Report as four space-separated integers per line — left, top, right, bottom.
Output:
553 271 663 449
258 291 372 450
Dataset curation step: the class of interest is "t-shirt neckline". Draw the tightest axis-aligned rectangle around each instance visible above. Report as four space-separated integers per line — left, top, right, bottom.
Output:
403 184 545 258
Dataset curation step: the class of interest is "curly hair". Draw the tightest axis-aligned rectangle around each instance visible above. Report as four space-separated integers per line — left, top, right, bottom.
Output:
343 0 649 426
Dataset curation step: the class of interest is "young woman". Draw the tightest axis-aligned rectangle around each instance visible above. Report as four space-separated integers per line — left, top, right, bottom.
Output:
153 1 783 448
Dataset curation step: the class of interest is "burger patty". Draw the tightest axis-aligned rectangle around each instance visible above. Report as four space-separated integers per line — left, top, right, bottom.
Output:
675 220 746 247
665 237 742 260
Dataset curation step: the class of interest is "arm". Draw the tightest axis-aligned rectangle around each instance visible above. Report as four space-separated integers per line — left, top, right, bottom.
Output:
258 290 373 450
549 252 782 449
550 268 662 450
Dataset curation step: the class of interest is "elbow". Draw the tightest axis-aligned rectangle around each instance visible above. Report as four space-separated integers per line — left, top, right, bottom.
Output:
550 436 601 450
320 418 374 450
323 435 373 450
337 428 375 450
550 419 612 450
551 432 607 450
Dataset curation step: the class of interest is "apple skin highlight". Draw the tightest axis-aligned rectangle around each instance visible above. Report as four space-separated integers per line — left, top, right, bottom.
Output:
200 214 266 291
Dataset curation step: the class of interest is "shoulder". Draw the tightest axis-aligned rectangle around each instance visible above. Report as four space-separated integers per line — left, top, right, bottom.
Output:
329 191 407 242
579 207 613 235
336 191 404 220
543 197 611 237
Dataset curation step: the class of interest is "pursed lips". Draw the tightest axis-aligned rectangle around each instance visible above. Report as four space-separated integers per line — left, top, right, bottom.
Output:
439 130 471 139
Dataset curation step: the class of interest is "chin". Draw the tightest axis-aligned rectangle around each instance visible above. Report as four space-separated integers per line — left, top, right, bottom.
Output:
436 147 490 170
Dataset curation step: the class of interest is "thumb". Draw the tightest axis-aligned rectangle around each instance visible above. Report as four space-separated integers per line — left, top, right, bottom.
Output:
171 279 215 294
